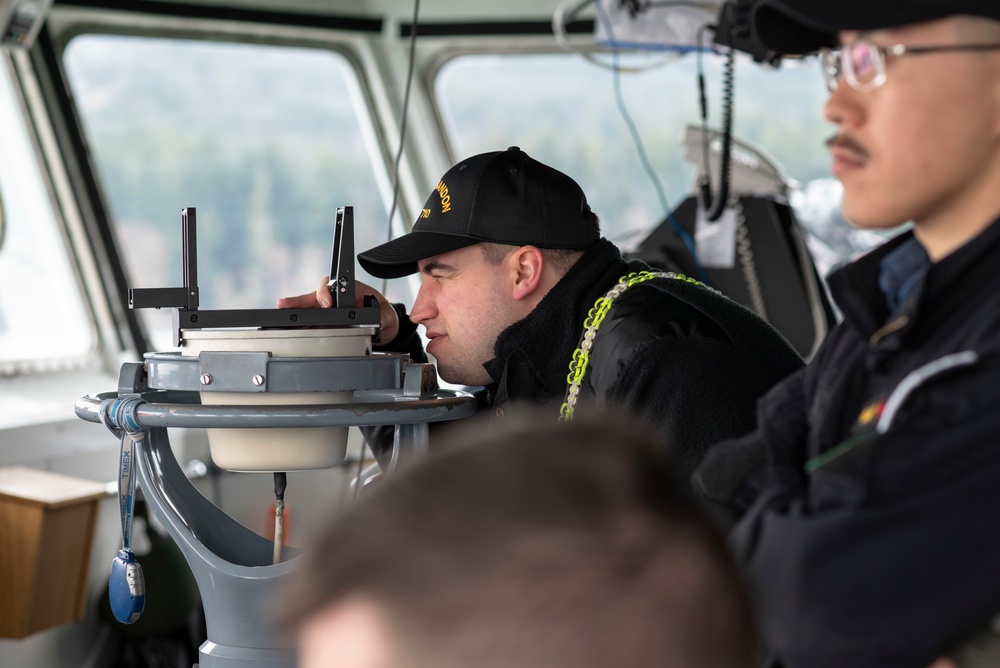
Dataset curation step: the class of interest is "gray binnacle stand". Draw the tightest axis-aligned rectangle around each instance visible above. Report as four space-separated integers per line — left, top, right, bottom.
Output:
76 352 476 667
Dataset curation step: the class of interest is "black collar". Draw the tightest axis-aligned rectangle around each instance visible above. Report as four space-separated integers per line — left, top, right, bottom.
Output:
829 213 1000 340
483 238 629 394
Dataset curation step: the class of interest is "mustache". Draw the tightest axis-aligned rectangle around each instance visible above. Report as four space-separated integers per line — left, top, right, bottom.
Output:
826 133 870 160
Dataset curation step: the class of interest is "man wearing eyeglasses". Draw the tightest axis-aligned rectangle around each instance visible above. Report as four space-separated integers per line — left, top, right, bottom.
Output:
692 2 1000 667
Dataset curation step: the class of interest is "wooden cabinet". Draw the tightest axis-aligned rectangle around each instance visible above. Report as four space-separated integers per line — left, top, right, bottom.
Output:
0 466 104 638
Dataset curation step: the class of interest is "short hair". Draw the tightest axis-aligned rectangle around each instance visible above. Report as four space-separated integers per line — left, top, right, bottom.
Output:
478 215 602 277
274 411 756 668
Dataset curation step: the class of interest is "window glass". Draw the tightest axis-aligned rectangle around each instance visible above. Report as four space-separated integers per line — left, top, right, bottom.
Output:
63 36 390 350
0 58 93 369
435 52 883 276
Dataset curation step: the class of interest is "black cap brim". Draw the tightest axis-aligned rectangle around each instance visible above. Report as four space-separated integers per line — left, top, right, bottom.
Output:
752 0 951 55
358 231 480 279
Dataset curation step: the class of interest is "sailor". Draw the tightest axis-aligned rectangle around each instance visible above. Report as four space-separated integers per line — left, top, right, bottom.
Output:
280 146 802 478
692 2 1000 666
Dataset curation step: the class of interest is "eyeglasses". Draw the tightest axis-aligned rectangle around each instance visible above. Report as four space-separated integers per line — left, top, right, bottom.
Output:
819 38 1000 92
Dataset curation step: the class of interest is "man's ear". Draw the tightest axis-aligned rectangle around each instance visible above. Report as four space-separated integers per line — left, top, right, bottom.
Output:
510 246 544 301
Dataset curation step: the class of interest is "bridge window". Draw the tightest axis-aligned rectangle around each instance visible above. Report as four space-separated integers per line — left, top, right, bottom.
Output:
0 57 93 372
63 36 389 350
434 51 884 275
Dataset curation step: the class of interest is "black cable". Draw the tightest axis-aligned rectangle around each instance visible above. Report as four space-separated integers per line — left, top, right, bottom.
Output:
593 0 711 284
696 23 714 194
699 43 735 222
385 0 421 243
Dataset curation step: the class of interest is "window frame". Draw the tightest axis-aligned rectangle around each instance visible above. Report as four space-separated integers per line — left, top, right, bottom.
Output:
0 51 100 377
48 11 398 356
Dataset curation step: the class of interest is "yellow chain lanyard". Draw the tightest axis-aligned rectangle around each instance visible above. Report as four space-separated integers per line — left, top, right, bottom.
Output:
558 270 720 421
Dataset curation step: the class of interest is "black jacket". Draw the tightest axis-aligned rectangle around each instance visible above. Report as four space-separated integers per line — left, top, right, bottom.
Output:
386 238 802 479
693 216 1000 667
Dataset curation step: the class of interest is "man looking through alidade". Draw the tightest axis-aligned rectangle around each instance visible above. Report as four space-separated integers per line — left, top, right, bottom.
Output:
279 146 802 477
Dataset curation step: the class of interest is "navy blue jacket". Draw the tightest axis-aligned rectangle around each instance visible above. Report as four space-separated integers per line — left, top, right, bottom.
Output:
693 216 1000 667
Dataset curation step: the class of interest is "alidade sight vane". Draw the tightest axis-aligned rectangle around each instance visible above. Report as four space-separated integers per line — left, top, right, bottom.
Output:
129 206 380 346
328 206 355 309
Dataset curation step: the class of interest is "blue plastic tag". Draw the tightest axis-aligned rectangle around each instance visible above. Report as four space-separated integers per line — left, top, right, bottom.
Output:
109 549 145 624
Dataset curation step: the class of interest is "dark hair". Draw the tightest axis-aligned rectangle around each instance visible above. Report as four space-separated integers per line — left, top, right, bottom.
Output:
478 215 602 276
274 410 755 668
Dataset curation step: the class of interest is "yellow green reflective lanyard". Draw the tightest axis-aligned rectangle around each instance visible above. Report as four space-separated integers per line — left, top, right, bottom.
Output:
558 270 719 421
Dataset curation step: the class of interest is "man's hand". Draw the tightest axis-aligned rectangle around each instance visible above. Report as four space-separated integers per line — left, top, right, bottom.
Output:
277 277 400 344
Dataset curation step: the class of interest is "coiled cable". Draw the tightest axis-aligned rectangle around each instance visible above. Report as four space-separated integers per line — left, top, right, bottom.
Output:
698 43 735 222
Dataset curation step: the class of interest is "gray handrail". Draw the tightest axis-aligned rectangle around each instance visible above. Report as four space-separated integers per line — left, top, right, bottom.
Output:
75 389 477 430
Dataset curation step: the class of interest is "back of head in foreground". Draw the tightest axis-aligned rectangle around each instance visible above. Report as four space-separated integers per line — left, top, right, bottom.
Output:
275 413 756 668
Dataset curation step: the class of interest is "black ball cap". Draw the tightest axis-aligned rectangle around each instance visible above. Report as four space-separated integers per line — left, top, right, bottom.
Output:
358 147 599 279
752 0 1000 55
